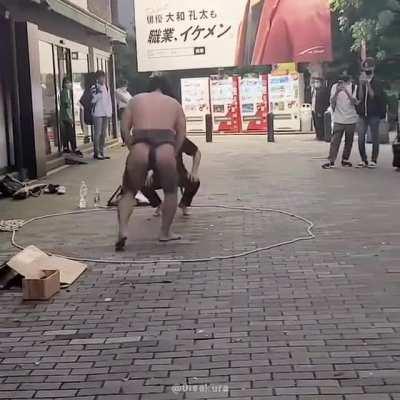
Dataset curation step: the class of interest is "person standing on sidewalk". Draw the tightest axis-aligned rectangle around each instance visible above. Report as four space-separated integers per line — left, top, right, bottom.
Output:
116 79 132 145
91 70 112 160
356 58 387 169
311 77 330 141
322 71 359 169
60 77 83 156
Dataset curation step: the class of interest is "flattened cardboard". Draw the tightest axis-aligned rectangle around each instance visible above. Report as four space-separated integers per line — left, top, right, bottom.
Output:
8 245 87 286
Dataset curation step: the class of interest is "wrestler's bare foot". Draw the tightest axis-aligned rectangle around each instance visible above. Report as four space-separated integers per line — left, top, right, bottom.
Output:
159 232 182 242
115 237 127 252
154 206 161 217
180 206 191 217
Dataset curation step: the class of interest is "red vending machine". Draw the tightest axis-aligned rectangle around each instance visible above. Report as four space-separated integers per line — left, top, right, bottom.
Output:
210 75 241 134
239 74 268 133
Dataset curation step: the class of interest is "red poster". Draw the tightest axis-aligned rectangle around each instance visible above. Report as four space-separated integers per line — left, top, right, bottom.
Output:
236 0 332 66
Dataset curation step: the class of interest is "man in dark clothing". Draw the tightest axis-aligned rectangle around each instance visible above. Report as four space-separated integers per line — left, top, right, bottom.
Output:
142 138 201 217
311 77 330 141
357 58 386 169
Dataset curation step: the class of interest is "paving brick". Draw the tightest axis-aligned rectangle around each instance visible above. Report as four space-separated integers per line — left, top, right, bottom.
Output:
35 390 78 398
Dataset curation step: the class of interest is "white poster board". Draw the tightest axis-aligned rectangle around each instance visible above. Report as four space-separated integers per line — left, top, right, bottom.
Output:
134 0 247 71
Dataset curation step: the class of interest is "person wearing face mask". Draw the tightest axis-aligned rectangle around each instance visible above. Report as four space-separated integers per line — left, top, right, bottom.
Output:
322 70 359 169
311 77 330 141
356 58 387 169
60 77 83 156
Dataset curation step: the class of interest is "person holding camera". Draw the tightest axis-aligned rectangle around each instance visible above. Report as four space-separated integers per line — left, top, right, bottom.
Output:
322 70 359 169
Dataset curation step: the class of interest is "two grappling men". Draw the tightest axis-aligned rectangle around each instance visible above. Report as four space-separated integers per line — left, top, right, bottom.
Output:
116 75 199 251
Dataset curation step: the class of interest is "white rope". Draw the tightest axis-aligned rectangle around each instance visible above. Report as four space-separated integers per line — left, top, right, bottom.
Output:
10 205 315 265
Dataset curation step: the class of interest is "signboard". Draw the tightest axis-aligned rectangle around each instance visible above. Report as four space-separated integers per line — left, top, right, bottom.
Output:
181 78 210 134
239 75 268 133
134 0 332 71
210 76 241 133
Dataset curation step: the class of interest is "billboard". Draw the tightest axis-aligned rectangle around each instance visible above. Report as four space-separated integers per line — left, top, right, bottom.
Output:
134 0 332 72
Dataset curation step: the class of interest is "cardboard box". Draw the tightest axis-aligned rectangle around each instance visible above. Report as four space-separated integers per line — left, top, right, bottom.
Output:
22 270 60 300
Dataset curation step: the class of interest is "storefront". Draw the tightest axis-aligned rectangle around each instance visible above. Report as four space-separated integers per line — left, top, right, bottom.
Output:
0 0 126 179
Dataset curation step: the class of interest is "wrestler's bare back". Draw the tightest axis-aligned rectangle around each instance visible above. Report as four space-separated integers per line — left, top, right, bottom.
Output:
127 92 183 132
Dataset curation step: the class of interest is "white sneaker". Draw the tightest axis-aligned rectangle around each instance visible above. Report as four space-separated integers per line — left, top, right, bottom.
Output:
356 161 368 168
368 161 377 169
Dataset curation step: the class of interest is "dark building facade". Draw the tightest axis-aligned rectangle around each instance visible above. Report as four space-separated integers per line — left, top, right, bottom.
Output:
0 0 126 179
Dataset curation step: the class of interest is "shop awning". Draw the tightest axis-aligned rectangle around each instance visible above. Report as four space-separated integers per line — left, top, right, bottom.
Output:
32 0 126 44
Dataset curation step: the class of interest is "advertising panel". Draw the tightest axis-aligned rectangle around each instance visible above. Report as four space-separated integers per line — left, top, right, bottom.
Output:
239 75 268 133
210 76 241 133
134 0 332 71
181 77 210 134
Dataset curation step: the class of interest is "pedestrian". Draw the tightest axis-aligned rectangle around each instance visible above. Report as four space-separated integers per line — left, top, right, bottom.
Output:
60 77 83 156
311 77 330 141
116 74 186 251
91 70 112 160
356 57 387 168
322 70 359 169
142 138 201 217
115 79 132 145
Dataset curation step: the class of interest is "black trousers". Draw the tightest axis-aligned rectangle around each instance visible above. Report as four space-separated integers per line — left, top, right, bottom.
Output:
142 171 200 208
312 111 325 141
61 121 77 151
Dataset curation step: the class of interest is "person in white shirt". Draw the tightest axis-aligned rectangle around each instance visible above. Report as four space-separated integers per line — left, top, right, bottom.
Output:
322 71 360 169
91 70 112 160
115 80 132 145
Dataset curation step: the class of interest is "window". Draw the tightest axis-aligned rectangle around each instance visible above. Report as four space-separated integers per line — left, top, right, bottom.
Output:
39 41 58 156
71 53 90 145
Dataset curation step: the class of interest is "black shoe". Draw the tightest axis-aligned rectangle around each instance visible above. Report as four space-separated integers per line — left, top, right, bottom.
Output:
342 160 353 167
74 150 83 157
115 237 127 252
63 148 71 154
322 162 334 169
101 155 111 160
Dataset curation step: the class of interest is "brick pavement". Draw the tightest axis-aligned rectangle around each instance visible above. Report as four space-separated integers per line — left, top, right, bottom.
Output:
1 135 400 399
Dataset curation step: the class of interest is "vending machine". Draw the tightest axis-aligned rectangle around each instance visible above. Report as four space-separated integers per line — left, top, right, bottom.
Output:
268 72 305 132
210 75 241 133
239 74 268 133
180 77 210 134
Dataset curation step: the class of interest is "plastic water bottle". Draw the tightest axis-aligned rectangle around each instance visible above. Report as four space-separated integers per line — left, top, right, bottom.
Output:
94 188 101 208
79 181 88 209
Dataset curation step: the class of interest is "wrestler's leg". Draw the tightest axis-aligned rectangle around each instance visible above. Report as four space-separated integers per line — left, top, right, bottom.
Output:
155 144 180 242
116 143 149 251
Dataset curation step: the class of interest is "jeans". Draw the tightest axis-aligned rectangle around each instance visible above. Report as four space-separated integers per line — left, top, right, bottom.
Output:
358 116 381 163
61 121 77 151
328 123 356 163
93 116 109 157
312 111 325 141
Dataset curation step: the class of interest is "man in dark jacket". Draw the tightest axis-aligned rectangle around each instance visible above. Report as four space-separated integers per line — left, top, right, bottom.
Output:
357 58 386 169
311 77 330 141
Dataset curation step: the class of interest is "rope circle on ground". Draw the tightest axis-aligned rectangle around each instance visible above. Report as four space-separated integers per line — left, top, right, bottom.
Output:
10 205 315 264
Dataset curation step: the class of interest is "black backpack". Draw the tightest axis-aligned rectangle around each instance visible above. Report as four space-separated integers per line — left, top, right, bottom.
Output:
79 88 94 126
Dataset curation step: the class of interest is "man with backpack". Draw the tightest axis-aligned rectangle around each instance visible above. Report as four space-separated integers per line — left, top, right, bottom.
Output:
322 70 360 169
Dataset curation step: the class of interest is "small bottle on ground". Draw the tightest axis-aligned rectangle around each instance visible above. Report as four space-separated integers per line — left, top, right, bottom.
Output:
79 181 88 209
94 188 101 208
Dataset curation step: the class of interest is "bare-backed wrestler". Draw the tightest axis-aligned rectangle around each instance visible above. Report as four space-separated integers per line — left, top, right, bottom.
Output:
116 75 186 251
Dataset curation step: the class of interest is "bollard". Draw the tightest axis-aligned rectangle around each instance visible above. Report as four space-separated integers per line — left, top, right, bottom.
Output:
267 112 275 142
206 114 213 143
